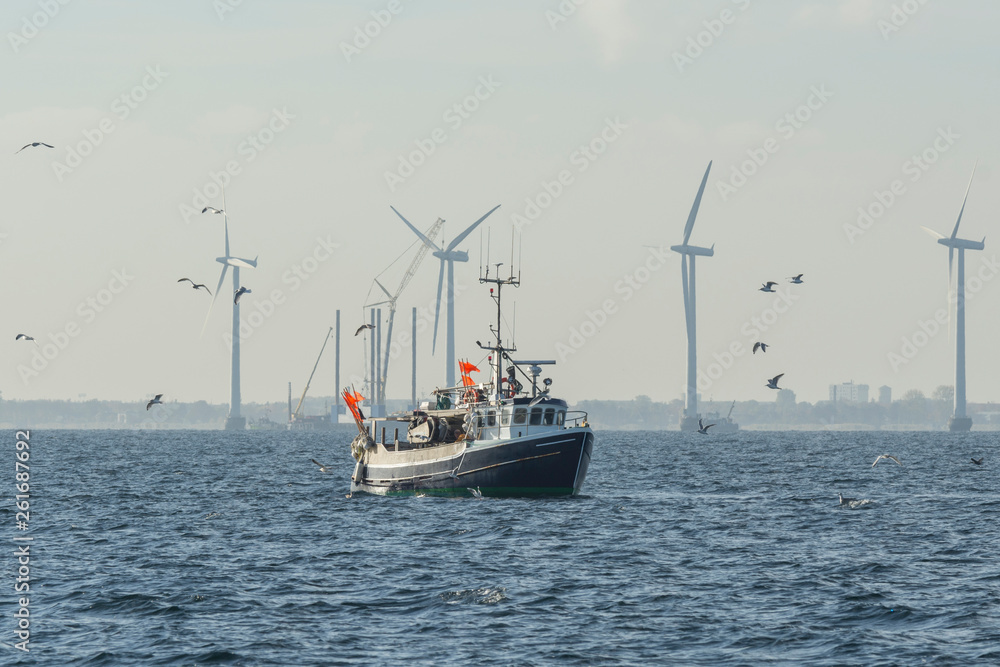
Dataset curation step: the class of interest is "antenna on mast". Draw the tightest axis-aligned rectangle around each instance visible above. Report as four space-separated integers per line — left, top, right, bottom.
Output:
509 227 515 280
512 302 516 349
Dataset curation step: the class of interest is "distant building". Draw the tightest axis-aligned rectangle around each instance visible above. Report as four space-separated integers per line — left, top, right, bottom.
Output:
829 381 869 403
878 385 891 406
776 389 796 408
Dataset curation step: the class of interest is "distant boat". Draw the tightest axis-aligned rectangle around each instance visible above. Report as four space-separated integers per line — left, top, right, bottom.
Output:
341 270 594 497
701 400 740 433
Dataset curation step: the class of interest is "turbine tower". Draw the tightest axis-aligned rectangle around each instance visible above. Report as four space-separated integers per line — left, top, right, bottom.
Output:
391 204 500 388
670 161 714 432
202 194 258 431
923 164 984 432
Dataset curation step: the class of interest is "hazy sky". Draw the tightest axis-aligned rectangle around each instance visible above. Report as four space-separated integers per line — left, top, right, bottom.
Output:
3 0 1000 408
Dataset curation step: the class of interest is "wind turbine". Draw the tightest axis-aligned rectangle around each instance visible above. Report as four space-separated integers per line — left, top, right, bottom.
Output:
202 189 258 430
922 163 984 432
670 162 715 432
391 204 500 388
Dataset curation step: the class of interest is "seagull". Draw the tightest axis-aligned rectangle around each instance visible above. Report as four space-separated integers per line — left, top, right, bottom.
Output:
838 493 854 505
146 394 164 410
697 418 715 434
177 278 211 294
15 142 54 154
872 454 902 468
765 373 784 390
234 286 251 304
468 487 483 499
789 274 804 284
310 458 333 473
201 206 224 214
971 457 983 465
759 282 778 293
355 323 375 336
753 342 768 354
15 334 35 343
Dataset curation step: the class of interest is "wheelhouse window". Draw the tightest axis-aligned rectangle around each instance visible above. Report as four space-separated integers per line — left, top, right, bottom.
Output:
529 408 542 425
500 409 511 426
543 408 555 425
556 410 565 426
513 408 527 425
487 410 496 427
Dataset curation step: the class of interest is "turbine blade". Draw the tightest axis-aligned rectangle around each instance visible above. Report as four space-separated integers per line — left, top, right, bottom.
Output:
200 265 229 336
920 226 945 240
374 278 392 300
447 204 501 252
431 260 444 355
228 257 257 269
391 206 441 251
682 161 712 245
950 161 978 240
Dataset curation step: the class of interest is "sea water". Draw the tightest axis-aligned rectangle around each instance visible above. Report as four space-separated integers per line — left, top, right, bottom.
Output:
3 429 998 665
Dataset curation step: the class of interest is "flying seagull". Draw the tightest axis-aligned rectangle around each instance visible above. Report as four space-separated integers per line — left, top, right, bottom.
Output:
765 373 784 390
971 457 983 465
310 458 333 473
355 323 375 336
789 274 804 284
201 206 224 214
146 394 164 410
234 286 251 304
177 278 211 294
872 454 902 468
697 418 715 434
15 142 54 154
759 282 778 293
15 334 35 343
753 342 768 354
468 487 483 499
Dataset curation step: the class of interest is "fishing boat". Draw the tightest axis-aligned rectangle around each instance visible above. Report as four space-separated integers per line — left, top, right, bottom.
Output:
702 401 740 433
342 266 594 497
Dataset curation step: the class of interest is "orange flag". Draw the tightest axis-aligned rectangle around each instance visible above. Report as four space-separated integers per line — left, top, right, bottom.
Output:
459 360 480 374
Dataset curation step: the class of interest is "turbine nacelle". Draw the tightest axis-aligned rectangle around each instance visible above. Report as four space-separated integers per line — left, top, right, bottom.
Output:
670 244 714 257
432 249 470 262
937 237 985 251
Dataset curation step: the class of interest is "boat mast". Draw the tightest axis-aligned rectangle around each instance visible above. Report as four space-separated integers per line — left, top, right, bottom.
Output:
480 262 518 403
